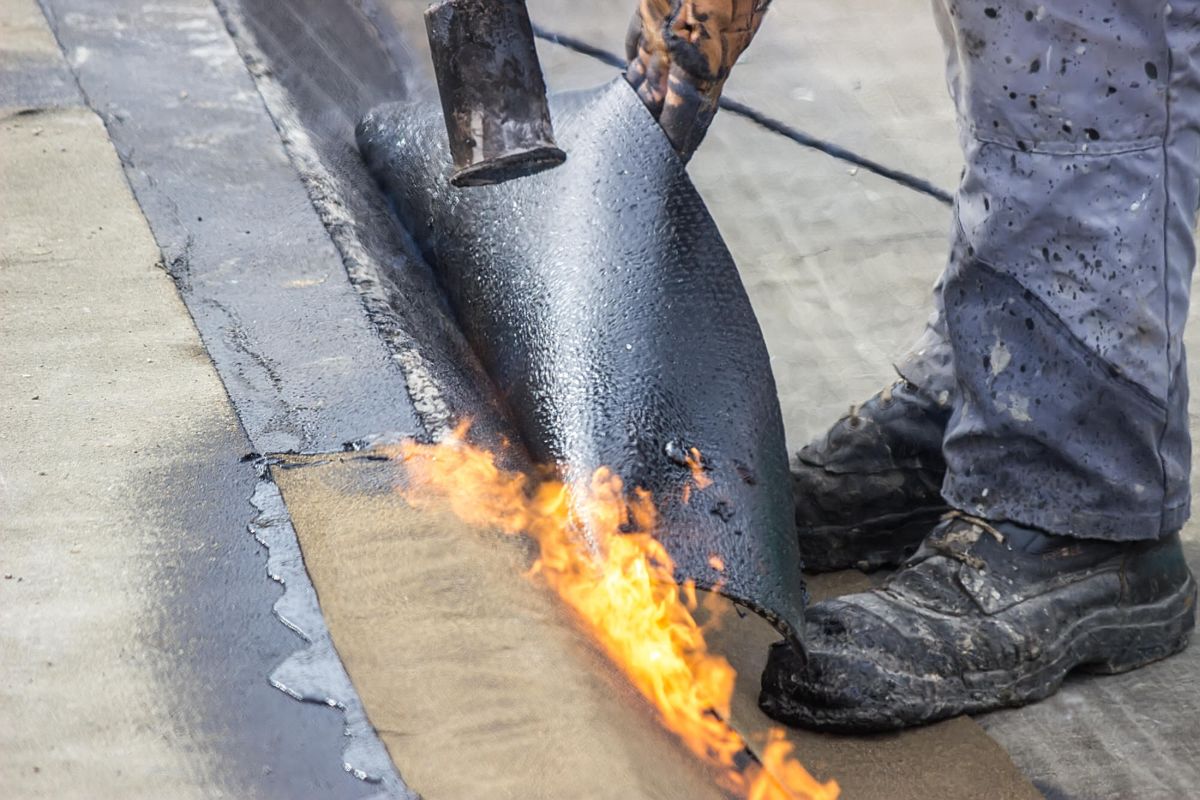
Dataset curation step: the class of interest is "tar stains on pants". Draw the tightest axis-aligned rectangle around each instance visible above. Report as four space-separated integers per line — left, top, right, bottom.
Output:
895 0 1200 540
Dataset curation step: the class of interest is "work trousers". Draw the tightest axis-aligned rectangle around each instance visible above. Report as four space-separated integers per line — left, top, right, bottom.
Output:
898 0 1200 540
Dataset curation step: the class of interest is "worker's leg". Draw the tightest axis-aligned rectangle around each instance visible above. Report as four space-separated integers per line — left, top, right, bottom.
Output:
937 4 1196 540
764 0 1200 730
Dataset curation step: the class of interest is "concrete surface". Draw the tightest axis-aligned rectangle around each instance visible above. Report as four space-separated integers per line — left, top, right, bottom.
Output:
1 105 217 799
38 0 420 455
0 0 77 106
0 104 364 797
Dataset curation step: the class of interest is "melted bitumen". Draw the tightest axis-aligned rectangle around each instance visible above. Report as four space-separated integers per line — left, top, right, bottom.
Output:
249 478 412 798
137 429 377 799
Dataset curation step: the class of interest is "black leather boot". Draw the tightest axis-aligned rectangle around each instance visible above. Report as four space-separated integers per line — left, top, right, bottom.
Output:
793 379 952 572
760 513 1197 732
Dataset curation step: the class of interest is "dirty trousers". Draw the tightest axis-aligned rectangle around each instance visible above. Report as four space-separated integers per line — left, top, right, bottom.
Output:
897 1 1200 540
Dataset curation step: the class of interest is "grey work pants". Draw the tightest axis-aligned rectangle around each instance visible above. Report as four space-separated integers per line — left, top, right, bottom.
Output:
898 0 1200 540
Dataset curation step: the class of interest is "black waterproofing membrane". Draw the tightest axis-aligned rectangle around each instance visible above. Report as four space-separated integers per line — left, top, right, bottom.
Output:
358 78 806 646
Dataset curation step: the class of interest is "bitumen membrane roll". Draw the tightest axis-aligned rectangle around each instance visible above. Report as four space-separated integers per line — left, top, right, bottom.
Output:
357 77 806 646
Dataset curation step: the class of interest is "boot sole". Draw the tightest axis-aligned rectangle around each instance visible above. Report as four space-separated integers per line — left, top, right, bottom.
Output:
765 573 1197 732
1066 575 1196 675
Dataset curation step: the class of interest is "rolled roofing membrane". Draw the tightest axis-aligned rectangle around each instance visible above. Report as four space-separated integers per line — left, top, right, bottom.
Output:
358 78 806 646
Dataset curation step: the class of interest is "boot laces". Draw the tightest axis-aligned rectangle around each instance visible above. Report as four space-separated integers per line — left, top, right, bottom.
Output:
925 510 1006 569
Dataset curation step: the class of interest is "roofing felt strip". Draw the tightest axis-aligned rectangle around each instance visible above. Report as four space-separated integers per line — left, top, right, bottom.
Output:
358 79 807 645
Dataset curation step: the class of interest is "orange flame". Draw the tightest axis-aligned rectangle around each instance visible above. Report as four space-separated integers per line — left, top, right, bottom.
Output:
388 424 838 800
686 446 714 490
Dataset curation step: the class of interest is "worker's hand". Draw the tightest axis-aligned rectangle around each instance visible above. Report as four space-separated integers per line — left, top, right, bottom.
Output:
625 0 770 160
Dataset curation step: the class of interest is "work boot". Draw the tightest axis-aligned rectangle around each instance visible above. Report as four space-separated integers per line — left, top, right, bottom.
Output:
793 379 952 572
759 513 1197 732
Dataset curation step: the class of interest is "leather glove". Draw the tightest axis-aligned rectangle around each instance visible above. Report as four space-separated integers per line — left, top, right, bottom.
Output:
625 0 771 160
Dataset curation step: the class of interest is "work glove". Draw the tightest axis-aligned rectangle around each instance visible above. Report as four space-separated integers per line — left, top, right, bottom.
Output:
625 0 771 160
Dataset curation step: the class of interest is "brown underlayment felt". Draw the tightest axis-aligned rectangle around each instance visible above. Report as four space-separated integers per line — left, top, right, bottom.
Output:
274 454 1041 800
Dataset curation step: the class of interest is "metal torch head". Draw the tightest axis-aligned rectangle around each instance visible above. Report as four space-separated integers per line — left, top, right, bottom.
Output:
424 0 566 188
